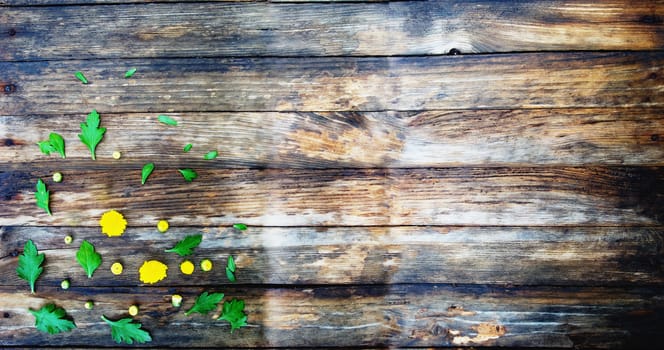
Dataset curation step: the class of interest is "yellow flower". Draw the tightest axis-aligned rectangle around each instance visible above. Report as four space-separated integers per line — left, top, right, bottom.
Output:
157 220 169 233
200 259 213 272
99 210 127 237
111 262 123 275
180 260 194 275
171 294 183 308
128 305 139 316
139 260 168 284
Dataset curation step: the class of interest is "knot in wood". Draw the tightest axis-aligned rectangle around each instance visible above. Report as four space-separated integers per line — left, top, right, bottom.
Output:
3 84 16 94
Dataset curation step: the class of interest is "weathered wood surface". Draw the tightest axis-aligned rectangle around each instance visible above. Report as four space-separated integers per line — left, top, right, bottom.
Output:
1 226 663 286
1 1 662 59
1 167 662 226
1 285 662 348
2 108 663 167
1 52 663 114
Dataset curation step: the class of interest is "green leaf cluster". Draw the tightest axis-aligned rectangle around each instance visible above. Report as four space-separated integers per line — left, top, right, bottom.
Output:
218 299 248 333
37 133 66 159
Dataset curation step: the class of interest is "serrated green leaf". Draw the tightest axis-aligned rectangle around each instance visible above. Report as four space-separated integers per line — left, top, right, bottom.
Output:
76 240 102 278
225 267 236 282
124 68 137 78
185 291 224 316
178 168 197 182
37 133 66 159
233 223 247 231
158 115 178 126
75 71 88 84
164 234 202 257
183 143 193 152
37 140 55 155
218 299 248 333
203 150 218 160
141 163 154 185
101 315 152 344
29 304 76 334
35 179 51 216
78 110 106 160
16 240 44 293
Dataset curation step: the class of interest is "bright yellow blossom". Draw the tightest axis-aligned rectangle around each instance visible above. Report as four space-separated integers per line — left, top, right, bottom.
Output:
139 260 168 284
99 210 127 237
157 220 169 233
111 262 124 275
180 260 194 275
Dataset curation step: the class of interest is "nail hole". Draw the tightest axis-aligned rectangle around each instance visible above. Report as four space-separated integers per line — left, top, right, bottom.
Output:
3 312 10 318
3 84 16 94
8 28 16 36
651 134 660 142
10 249 19 257
448 48 461 55
4 138 15 146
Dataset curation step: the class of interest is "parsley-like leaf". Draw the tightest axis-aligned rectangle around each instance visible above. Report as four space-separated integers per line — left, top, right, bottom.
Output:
124 68 137 78
75 71 88 84
16 240 45 294
164 234 202 257
203 151 218 160
218 299 248 333
101 315 152 344
233 223 247 231
185 291 224 316
37 133 66 159
78 110 106 160
158 115 178 126
35 179 51 216
178 168 198 182
76 240 102 278
141 163 154 185
29 304 76 334
183 143 193 152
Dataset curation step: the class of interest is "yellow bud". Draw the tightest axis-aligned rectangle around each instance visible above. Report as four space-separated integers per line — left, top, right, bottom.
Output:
171 294 183 307
157 220 169 233
180 260 194 275
64 235 73 244
200 259 213 272
112 151 122 159
111 262 124 275
128 305 139 316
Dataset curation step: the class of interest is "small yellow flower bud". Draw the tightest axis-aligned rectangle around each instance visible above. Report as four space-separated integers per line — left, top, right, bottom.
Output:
200 259 213 272
52 172 63 183
128 305 139 316
64 235 73 244
171 294 183 308
157 220 169 233
180 260 194 275
60 279 70 290
111 262 123 275
112 151 122 159
84 301 94 310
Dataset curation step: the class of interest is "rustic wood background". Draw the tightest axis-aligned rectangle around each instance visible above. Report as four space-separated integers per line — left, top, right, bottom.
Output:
1 0 663 348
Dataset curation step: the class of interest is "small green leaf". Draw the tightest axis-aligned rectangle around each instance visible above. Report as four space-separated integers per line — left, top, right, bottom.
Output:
183 143 193 152
35 179 51 216
225 267 236 283
178 168 198 182
227 255 236 273
101 315 152 344
164 234 202 257
232 223 247 231
37 141 55 155
124 68 137 78
29 304 76 335
78 109 106 160
76 240 102 278
141 163 154 185
37 133 66 159
185 291 224 316
158 115 178 126
75 71 88 84
203 150 218 160
218 299 248 333
16 240 45 293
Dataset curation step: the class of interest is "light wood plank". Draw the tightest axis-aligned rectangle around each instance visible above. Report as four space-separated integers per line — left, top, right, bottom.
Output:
1 1 662 58
0 285 661 347
1 52 662 114
1 167 662 226
2 109 663 168
1 226 663 286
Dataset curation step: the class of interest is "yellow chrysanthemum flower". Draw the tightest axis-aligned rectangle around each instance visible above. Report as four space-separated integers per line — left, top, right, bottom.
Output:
157 220 169 233
139 260 168 284
99 210 127 237
111 262 123 275
180 260 194 275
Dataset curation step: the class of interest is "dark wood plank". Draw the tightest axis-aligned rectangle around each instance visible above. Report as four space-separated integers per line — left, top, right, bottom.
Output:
1 52 662 114
2 108 663 168
0 285 662 347
1 226 662 286
1 167 662 226
1 1 662 59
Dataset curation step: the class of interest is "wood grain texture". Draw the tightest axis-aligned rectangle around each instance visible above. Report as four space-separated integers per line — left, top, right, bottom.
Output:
1 52 662 114
1 226 663 286
1 167 662 226
1 1 662 59
2 108 663 168
1 285 662 348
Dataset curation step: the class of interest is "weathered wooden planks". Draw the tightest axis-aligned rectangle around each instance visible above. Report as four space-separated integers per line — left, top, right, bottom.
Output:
1 167 662 226
2 108 663 168
1 226 663 286
1 1 662 59
1 285 662 347
1 52 662 114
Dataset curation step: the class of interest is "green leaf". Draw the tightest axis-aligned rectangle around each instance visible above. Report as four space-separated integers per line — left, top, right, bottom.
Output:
225 267 236 283
76 240 102 278
37 140 55 155
29 304 76 334
218 299 248 333
35 179 51 216
178 168 198 182
232 223 247 231
227 255 236 272
183 143 193 152
16 240 45 293
37 133 66 159
158 115 178 126
141 163 154 185
203 150 218 160
185 291 224 316
78 110 106 160
124 68 137 78
101 315 152 344
164 234 202 257
75 71 88 84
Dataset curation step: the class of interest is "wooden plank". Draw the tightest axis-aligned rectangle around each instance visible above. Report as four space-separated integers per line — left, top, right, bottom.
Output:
2 109 663 168
1 52 662 114
1 1 662 59
0 285 661 347
1 226 663 286
1 167 662 226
